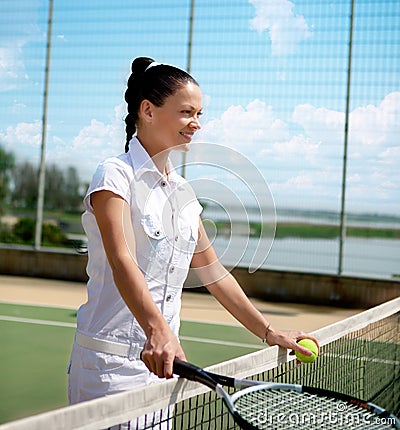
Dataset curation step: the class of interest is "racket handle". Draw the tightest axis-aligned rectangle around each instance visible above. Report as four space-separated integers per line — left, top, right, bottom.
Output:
173 358 218 390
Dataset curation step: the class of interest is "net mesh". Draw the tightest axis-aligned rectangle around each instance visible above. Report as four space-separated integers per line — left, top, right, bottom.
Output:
233 388 392 430
1 297 399 430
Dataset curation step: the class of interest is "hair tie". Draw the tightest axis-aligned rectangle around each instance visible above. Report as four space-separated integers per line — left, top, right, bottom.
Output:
145 61 163 72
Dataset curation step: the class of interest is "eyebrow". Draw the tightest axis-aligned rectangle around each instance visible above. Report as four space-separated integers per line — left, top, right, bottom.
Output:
182 104 203 112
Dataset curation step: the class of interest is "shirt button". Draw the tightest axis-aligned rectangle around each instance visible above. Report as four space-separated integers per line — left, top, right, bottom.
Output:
174 235 179 242
161 180 167 187
166 294 172 302
169 266 175 273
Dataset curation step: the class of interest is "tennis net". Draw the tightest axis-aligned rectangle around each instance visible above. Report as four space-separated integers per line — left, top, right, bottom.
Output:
1 297 399 429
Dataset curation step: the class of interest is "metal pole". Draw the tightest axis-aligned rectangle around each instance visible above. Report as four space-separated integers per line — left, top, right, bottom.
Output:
181 0 195 178
35 0 54 249
187 0 195 73
338 0 355 274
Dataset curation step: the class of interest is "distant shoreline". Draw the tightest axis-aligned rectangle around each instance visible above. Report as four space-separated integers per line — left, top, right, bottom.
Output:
274 222 400 239
3 208 400 242
208 220 400 240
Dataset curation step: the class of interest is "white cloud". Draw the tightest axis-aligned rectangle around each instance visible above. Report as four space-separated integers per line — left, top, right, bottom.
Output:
267 135 320 162
350 92 400 148
1 104 125 181
0 46 29 91
198 92 399 213
293 104 344 143
248 0 312 56
54 104 125 180
285 172 314 188
0 120 43 162
345 93 400 209
197 99 289 153
72 119 114 150
0 6 43 91
379 146 400 165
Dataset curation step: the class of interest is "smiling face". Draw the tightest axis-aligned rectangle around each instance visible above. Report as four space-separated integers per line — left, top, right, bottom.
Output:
138 82 203 155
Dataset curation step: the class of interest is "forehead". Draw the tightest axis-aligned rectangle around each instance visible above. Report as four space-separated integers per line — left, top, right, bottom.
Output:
167 82 202 107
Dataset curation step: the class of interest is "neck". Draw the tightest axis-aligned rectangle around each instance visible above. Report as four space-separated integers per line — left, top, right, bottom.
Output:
135 133 170 177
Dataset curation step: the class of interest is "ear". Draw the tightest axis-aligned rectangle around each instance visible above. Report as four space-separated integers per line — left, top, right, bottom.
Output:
139 100 154 123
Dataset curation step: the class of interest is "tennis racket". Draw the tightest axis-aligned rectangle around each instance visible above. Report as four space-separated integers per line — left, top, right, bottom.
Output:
173 358 400 429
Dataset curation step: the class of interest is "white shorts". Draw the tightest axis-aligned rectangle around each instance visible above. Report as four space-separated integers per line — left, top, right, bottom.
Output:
68 342 170 429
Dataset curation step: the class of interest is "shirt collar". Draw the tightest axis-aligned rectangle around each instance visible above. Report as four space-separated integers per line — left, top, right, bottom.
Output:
127 137 184 186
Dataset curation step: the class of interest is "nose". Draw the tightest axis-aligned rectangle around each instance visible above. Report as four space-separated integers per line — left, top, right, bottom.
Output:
190 116 201 130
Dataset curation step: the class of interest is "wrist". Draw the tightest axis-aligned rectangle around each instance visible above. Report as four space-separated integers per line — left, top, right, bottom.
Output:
144 316 171 339
262 323 273 344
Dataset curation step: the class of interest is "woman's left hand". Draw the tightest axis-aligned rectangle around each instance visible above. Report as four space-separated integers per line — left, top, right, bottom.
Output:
266 328 320 359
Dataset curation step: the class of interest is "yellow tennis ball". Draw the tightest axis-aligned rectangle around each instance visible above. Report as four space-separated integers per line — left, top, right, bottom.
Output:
295 339 318 363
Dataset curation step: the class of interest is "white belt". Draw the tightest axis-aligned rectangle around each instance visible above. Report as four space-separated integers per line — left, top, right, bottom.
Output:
75 332 142 360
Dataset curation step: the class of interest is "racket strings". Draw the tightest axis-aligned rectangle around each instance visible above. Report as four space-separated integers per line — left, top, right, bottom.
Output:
234 389 396 429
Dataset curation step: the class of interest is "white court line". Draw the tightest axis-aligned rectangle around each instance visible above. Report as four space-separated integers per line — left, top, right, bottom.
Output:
180 335 263 349
0 299 78 310
323 351 400 366
0 315 76 328
0 315 262 349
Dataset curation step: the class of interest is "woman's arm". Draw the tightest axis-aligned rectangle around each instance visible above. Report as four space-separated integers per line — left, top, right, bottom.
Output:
191 219 320 357
91 190 185 378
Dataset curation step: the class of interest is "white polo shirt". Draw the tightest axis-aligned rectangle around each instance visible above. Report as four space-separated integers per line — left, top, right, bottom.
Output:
76 137 202 355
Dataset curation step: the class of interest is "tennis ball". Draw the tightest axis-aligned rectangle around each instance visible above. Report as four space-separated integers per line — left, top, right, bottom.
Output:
295 339 318 363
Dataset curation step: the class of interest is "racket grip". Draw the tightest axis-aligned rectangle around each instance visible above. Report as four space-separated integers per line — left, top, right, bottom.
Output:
173 358 203 378
173 358 218 390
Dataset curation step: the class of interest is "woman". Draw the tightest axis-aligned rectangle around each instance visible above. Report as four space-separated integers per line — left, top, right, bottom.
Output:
68 57 319 407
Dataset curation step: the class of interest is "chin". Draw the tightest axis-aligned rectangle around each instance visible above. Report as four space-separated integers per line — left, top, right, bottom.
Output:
174 143 190 153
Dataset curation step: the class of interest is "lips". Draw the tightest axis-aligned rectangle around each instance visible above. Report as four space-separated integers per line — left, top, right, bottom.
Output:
179 131 194 140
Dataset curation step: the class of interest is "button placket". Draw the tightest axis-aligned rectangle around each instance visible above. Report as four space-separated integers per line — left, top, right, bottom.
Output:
164 289 177 322
166 190 180 287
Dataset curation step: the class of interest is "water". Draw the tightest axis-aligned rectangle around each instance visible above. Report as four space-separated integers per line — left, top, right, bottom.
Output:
201 205 400 279
209 233 400 279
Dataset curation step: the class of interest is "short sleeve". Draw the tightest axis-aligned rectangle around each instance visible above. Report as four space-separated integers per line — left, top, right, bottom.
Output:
83 157 133 212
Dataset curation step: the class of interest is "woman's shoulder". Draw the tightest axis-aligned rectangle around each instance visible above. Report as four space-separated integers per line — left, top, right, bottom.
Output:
95 152 133 177
100 152 131 169
87 153 134 192
84 153 134 205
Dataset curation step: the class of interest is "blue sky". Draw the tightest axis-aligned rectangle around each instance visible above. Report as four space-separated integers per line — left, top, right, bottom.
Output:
0 0 399 215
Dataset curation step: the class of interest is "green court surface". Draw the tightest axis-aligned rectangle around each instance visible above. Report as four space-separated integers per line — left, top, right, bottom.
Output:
0 302 261 425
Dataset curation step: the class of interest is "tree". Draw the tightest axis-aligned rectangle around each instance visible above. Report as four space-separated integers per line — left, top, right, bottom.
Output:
8 156 84 212
45 164 66 210
44 164 83 211
64 166 83 211
11 162 38 209
0 145 15 214
12 217 68 246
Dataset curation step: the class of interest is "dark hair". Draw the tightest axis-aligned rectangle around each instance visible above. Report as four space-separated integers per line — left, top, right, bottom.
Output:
124 57 199 152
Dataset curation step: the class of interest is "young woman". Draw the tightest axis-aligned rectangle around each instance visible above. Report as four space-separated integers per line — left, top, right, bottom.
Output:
68 57 319 407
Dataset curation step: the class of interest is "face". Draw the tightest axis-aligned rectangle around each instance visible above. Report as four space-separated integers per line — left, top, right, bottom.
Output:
141 82 203 154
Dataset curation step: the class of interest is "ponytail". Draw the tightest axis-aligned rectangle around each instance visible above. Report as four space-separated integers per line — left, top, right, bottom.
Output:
124 57 153 152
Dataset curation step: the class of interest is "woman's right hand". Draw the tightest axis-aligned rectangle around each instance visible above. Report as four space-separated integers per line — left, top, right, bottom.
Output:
141 329 186 379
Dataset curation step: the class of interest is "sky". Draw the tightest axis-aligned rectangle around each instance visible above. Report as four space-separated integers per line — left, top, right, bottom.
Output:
0 0 399 216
